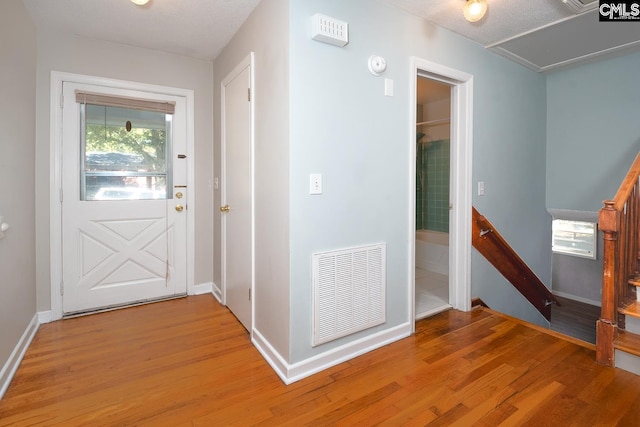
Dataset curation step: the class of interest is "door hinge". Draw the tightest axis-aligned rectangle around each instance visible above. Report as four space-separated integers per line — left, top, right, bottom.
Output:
248 288 251 301
60 93 64 109
248 88 251 102
60 281 64 296
59 188 63 203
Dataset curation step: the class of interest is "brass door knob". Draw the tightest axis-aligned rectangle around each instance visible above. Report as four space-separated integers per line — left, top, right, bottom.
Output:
220 205 230 213
175 204 184 212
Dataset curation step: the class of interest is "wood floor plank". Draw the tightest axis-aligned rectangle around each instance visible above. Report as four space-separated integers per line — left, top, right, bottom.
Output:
451 387 517 427
1 296 640 426
498 381 565 426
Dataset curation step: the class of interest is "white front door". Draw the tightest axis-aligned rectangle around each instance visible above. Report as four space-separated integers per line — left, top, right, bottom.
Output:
221 57 253 331
61 82 188 314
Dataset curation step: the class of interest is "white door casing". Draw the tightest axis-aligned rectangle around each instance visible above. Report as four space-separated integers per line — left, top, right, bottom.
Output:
221 54 254 332
50 72 195 320
409 58 473 330
60 82 187 314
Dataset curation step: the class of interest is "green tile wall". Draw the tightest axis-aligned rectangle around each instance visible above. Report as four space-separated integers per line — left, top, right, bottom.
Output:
416 139 450 232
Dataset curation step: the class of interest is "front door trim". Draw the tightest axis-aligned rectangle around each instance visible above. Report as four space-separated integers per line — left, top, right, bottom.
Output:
50 71 195 321
408 58 473 330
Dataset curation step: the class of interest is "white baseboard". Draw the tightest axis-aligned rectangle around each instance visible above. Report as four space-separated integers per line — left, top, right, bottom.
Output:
38 310 52 324
252 322 412 385
552 290 601 307
211 282 222 303
252 330 290 383
0 314 39 399
193 282 213 296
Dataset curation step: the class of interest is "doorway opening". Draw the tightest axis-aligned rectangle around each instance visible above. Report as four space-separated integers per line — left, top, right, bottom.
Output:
409 58 473 329
415 77 452 319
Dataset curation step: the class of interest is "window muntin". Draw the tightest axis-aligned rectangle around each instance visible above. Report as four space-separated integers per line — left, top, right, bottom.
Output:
80 104 173 201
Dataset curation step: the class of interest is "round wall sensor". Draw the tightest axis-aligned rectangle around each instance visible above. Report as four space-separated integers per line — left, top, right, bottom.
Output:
368 55 387 76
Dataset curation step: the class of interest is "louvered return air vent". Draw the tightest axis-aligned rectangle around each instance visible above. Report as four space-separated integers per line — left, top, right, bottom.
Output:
312 243 386 346
311 13 349 47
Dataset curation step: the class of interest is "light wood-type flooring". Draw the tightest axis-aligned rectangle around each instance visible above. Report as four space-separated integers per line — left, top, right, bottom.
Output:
1 295 640 426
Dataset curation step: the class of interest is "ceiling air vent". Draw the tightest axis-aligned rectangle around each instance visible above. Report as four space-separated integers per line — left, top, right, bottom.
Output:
560 0 599 14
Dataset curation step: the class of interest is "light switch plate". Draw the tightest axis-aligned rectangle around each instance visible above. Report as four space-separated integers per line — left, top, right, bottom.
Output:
384 78 394 96
310 174 322 195
478 181 485 196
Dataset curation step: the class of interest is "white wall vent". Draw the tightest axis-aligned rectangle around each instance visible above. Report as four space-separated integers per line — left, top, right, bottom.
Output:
312 243 386 346
311 13 349 47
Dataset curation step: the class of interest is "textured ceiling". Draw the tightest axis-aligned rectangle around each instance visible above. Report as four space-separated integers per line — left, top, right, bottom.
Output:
380 0 640 72
22 0 640 71
22 0 261 60
380 0 575 47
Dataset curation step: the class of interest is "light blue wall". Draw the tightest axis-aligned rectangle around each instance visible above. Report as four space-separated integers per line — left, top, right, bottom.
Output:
546 51 640 306
289 0 550 362
547 52 640 212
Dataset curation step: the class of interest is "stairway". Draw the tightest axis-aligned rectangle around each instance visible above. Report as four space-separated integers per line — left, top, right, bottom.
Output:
614 279 640 375
596 151 640 371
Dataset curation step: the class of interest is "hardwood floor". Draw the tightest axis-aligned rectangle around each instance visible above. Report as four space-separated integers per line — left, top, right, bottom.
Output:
1 295 640 426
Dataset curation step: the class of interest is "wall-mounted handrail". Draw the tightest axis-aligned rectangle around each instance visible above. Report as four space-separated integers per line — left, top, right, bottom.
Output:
597 151 640 366
472 207 560 321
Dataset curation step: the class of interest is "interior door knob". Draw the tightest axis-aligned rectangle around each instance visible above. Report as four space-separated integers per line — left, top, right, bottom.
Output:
175 204 184 212
220 205 230 213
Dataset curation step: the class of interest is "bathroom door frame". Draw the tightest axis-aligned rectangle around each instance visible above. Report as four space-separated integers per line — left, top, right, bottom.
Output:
408 57 473 331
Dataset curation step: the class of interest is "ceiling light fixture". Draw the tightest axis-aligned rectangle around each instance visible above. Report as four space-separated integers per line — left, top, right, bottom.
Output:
463 0 488 23
131 0 150 5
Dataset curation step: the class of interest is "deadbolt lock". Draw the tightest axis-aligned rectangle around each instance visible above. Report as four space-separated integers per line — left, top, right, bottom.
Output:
175 204 184 212
175 192 183 199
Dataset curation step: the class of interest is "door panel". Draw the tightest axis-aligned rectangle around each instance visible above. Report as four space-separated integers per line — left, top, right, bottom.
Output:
61 82 187 314
222 61 252 331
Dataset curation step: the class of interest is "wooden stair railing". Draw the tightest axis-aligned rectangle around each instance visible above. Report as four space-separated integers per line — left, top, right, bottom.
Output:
472 207 560 321
597 151 640 366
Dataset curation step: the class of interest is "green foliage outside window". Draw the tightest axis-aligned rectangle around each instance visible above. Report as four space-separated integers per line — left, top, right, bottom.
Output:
85 104 168 173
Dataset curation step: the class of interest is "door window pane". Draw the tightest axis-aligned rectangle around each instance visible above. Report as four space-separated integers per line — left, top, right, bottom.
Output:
81 104 172 200
88 176 167 200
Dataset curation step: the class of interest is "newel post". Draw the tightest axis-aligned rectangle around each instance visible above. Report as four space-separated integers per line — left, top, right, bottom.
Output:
597 200 619 366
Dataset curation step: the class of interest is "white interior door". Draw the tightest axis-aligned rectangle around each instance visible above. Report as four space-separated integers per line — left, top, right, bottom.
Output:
221 58 253 331
61 82 188 314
